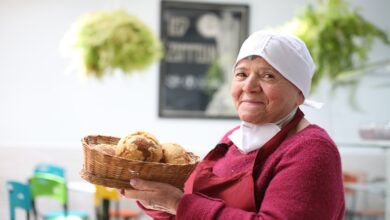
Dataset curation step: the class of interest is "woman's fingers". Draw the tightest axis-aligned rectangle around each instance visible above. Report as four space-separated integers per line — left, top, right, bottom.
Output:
122 179 172 202
122 187 153 201
121 178 183 215
129 178 165 191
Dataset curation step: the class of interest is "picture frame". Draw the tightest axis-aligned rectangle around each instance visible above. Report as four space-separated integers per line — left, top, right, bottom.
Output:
158 1 249 118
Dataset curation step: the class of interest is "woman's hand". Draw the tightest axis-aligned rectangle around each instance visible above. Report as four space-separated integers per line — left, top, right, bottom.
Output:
120 178 183 215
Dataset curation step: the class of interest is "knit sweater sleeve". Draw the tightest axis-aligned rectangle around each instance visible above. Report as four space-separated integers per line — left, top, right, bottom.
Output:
175 127 345 220
258 136 345 220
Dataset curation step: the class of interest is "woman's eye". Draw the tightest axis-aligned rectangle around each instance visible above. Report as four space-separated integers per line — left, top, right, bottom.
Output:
235 72 247 78
262 73 275 80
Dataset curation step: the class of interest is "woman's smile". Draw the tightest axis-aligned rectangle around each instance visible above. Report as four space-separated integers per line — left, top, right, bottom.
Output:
239 99 264 107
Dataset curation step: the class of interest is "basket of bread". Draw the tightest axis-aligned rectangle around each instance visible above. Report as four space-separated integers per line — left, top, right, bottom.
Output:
80 131 200 189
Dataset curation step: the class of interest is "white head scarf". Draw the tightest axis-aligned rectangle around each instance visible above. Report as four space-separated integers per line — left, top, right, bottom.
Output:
229 31 321 154
235 30 322 108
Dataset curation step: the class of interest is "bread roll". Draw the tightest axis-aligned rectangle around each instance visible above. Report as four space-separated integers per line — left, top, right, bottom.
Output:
115 131 163 162
162 143 191 165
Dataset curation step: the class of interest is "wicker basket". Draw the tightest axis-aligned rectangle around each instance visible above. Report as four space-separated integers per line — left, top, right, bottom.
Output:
80 135 200 189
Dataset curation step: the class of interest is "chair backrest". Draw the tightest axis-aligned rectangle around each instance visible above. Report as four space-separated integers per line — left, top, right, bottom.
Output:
94 185 141 220
7 180 32 220
94 185 120 206
29 173 68 205
33 163 65 179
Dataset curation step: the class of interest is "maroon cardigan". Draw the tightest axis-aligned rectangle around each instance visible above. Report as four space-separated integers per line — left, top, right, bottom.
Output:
141 124 345 220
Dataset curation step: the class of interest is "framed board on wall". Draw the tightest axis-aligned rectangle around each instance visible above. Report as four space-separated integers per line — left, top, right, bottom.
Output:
158 1 249 118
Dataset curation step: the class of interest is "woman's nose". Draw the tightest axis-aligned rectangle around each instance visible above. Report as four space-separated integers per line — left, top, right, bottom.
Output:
243 74 261 92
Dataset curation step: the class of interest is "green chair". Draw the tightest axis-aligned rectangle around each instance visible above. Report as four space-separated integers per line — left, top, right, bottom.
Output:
29 173 89 220
34 163 65 178
7 180 32 220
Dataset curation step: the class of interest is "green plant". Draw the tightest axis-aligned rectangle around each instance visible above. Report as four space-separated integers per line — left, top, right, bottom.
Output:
280 0 390 92
60 9 163 78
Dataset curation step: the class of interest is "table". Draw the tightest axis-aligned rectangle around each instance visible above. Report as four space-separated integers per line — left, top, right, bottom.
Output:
68 181 126 219
68 181 95 194
338 140 390 219
68 181 113 219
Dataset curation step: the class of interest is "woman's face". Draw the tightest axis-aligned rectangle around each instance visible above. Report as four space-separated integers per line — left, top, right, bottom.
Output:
231 56 304 124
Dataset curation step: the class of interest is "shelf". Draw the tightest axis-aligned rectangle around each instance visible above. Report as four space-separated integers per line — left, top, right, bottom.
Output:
337 140 390 149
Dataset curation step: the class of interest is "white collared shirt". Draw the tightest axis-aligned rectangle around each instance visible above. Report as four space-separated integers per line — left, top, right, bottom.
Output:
228 108 297 154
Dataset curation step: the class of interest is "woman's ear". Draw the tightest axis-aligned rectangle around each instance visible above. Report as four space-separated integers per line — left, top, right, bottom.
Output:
296 91 305 106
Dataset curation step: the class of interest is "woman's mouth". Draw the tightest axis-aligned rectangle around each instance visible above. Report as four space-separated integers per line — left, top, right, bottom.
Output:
240 99 264 104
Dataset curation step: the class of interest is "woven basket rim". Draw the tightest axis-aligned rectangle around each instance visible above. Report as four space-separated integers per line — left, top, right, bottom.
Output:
82 134 200 165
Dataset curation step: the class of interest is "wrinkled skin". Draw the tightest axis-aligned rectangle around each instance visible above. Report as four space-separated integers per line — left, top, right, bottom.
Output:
120 178 183 215
231 56 304 125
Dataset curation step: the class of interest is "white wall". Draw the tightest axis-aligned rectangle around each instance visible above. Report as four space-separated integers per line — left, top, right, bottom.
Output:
0 0 390 218
1 0 388 155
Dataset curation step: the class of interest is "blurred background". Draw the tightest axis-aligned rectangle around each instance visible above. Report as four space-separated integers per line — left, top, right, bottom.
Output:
1 0 389 219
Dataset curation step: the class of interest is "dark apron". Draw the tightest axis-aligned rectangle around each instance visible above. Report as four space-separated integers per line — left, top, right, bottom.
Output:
184 109 304 212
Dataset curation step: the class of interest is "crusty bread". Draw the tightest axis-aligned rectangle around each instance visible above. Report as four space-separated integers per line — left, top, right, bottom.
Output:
161 143 191 165
115 131 163 162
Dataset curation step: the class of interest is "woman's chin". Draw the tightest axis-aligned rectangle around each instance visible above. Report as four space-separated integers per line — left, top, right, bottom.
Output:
238 112 264 124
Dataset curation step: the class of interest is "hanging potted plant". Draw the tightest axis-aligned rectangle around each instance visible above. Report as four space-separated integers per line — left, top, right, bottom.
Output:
279 0 390 102
60 9 163 78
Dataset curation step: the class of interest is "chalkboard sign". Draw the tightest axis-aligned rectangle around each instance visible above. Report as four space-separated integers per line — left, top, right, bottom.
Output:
159 1 249 118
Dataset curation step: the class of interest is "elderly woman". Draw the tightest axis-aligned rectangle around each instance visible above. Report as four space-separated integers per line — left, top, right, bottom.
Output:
121 31 345 219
